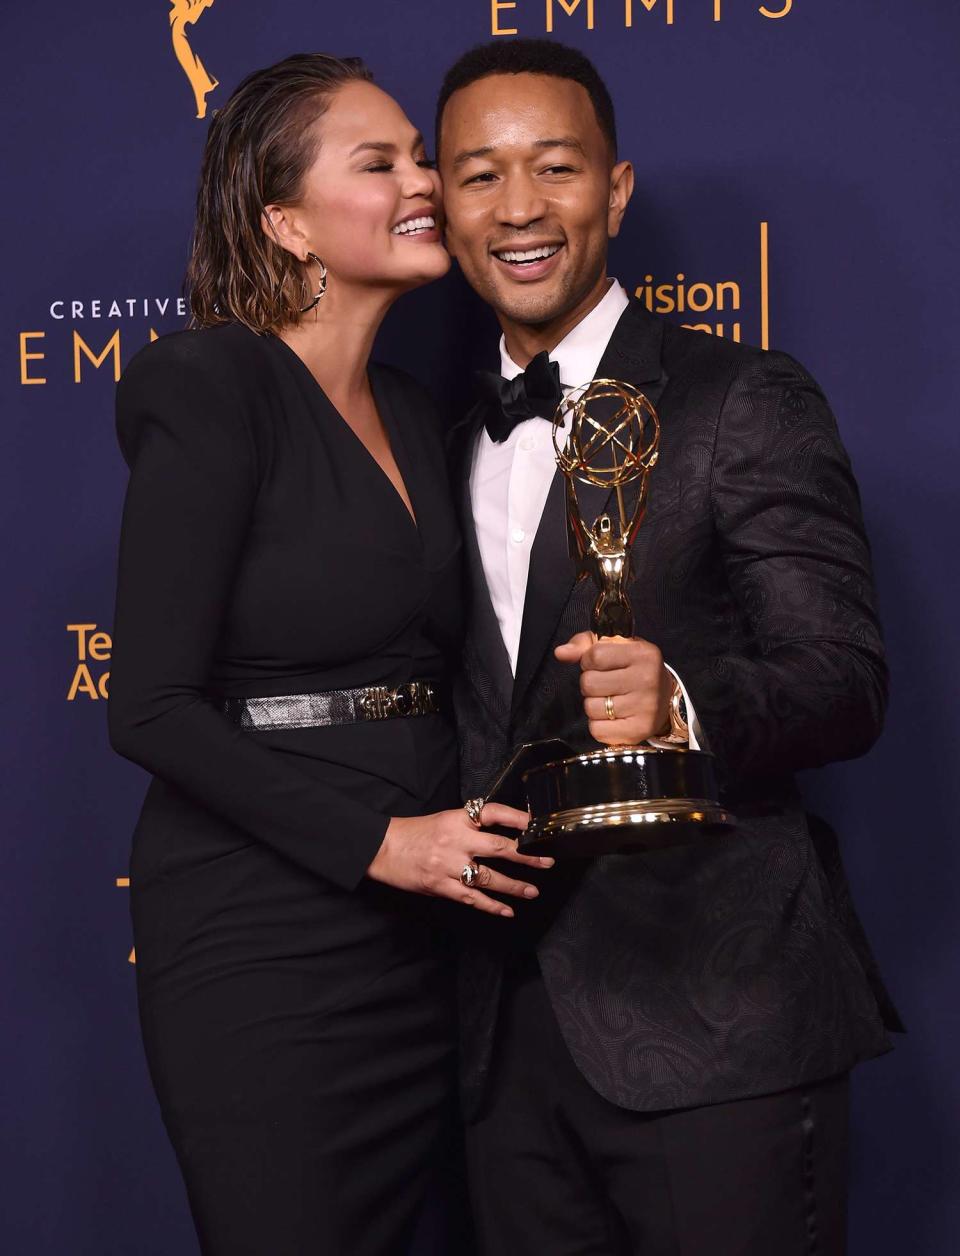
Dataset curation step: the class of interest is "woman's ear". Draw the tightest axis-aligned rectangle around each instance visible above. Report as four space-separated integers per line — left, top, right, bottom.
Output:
261 204 307 261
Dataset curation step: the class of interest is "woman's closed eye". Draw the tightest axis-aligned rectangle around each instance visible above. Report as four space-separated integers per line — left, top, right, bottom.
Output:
364 158 436 173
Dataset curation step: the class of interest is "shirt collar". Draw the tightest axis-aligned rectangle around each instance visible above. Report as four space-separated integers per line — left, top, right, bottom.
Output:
499 279 630 388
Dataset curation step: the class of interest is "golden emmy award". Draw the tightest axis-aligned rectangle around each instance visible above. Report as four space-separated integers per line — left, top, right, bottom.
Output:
502 378 734 857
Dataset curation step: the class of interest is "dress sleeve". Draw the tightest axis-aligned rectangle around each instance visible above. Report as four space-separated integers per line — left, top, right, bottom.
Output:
108 338 388 890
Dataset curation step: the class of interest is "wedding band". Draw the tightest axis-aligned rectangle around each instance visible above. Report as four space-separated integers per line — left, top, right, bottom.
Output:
464 797 485 828
604 695 616 720
460 862 481 888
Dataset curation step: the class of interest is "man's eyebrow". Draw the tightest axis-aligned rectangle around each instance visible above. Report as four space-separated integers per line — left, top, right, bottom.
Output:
534 137 586 155
349 133 425 158
452 137 586 167
453 145 495 168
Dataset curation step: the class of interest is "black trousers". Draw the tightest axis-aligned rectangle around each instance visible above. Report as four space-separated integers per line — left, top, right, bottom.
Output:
466 962 849 1256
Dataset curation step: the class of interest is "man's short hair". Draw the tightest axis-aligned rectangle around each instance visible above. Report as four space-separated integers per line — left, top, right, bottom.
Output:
436 38 617 160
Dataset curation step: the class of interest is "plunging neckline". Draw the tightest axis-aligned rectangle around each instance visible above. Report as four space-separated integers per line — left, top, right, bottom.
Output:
268 333 420 533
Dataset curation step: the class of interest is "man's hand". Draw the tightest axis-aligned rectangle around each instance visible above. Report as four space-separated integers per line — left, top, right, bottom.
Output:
555 632 674 748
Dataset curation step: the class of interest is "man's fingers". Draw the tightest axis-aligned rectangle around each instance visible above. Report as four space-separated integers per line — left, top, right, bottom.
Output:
587 717 648 747
580 636 635 671
582 636 661 674
554 630 597 663
583 692 641 721
580 667 632 698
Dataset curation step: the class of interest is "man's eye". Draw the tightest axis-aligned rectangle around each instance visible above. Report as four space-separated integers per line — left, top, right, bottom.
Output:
542 165 575 175
464 172 497 185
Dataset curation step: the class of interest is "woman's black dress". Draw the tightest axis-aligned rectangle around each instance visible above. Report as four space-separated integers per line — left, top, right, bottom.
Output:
109 323 463 1256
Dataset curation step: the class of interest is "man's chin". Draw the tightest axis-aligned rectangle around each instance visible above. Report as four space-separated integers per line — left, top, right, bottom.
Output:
487 280 571 327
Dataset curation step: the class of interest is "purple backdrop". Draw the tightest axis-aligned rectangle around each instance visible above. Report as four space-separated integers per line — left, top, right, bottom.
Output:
3 2 958 1252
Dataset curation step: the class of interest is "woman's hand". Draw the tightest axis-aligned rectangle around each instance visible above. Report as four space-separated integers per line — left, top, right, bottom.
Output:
367 803 552 917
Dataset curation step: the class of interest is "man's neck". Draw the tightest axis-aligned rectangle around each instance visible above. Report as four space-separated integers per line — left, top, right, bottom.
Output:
500 272 613 368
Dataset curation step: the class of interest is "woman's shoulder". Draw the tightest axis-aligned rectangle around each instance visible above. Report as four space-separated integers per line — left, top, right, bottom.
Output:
120 323 274 394
116 325 279 468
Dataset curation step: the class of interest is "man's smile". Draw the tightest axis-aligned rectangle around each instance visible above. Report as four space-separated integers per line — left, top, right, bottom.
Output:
490 240 566 281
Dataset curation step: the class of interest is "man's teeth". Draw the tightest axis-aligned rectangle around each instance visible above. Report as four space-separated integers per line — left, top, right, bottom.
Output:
496 245 561 263
392 216 436 236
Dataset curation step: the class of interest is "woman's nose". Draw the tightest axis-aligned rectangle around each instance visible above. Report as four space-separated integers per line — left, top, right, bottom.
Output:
401 159 438 200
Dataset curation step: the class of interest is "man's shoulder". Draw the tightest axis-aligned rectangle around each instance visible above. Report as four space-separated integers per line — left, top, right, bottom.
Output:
633 303 812 389
621 301 761 373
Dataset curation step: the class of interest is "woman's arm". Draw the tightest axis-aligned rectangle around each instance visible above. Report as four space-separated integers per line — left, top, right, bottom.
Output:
108 337 389 890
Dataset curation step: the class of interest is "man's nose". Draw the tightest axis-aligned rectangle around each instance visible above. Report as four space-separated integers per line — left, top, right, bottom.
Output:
494 174 548 228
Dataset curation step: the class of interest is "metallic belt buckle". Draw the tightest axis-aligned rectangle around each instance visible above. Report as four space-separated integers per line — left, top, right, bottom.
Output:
359 687 387 720
391 685 413 716
359 682 435 720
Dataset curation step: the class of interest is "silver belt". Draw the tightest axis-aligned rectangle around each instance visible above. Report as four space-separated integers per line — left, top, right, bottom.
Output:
221 681 440 731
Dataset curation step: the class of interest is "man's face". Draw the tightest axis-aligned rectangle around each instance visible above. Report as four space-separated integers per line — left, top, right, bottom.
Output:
439 73 632 329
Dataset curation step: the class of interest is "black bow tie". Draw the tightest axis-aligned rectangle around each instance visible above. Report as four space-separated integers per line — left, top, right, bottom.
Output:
476 351 564 443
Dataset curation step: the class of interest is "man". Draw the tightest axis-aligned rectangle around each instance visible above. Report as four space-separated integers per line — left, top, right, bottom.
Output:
437 38 901 1256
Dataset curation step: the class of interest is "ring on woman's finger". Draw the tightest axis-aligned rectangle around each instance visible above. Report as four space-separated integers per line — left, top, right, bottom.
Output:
460 861 482 888
463 797 485 828
604 695 617 720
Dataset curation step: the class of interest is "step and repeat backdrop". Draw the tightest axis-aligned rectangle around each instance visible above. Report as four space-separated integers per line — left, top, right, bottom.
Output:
3 2 958 1253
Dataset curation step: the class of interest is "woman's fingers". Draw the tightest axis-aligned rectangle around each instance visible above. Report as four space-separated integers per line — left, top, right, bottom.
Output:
461 804 553 867
492 845 554 869
469 829 540 861
478 801 530 831
476 866 540 900
439 862 537 915
446 880 515 918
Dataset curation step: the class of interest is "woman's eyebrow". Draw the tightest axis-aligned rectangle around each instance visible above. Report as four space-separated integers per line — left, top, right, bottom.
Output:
350 132 425 158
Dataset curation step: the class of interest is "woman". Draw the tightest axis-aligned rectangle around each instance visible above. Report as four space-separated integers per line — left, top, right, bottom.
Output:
108 53 542 1256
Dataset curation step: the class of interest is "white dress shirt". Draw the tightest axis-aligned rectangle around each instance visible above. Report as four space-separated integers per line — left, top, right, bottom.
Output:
468 279 702 748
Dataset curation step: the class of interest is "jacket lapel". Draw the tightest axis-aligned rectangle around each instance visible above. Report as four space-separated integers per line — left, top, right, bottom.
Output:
511 300 668 718
453 404 515 710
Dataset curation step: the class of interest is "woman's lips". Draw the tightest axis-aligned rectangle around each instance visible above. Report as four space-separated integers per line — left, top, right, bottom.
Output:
393 225 442 243
391 214 441 244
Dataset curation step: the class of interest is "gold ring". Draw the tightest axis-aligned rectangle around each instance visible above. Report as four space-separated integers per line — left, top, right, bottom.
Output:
604 695 616 720
460 862 481 888
464 797 485 828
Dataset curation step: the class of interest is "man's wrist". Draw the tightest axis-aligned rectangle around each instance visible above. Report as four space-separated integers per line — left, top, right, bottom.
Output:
646 673 690 749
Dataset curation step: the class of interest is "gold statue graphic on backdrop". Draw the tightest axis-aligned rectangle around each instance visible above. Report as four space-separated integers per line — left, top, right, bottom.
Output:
169 0 219 119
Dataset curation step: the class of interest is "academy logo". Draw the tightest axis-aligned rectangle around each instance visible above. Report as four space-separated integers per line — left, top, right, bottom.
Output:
169 0 219 119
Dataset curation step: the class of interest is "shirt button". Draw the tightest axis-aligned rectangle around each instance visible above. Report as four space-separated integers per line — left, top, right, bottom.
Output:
519 435 537 451
510 527 526 544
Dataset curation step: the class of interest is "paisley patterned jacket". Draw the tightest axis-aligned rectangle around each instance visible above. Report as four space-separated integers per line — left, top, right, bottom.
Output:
453 299 901 1119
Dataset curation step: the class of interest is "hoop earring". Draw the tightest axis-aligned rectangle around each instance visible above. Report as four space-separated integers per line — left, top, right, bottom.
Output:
299 252 328 317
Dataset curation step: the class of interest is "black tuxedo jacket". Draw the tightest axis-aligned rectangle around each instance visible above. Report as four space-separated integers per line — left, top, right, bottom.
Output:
452 299 900 1119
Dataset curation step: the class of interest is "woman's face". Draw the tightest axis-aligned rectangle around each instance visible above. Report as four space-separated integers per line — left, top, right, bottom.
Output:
272 81 448 295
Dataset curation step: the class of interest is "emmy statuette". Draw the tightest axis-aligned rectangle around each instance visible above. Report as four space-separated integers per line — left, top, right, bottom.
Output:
492 378 734 858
